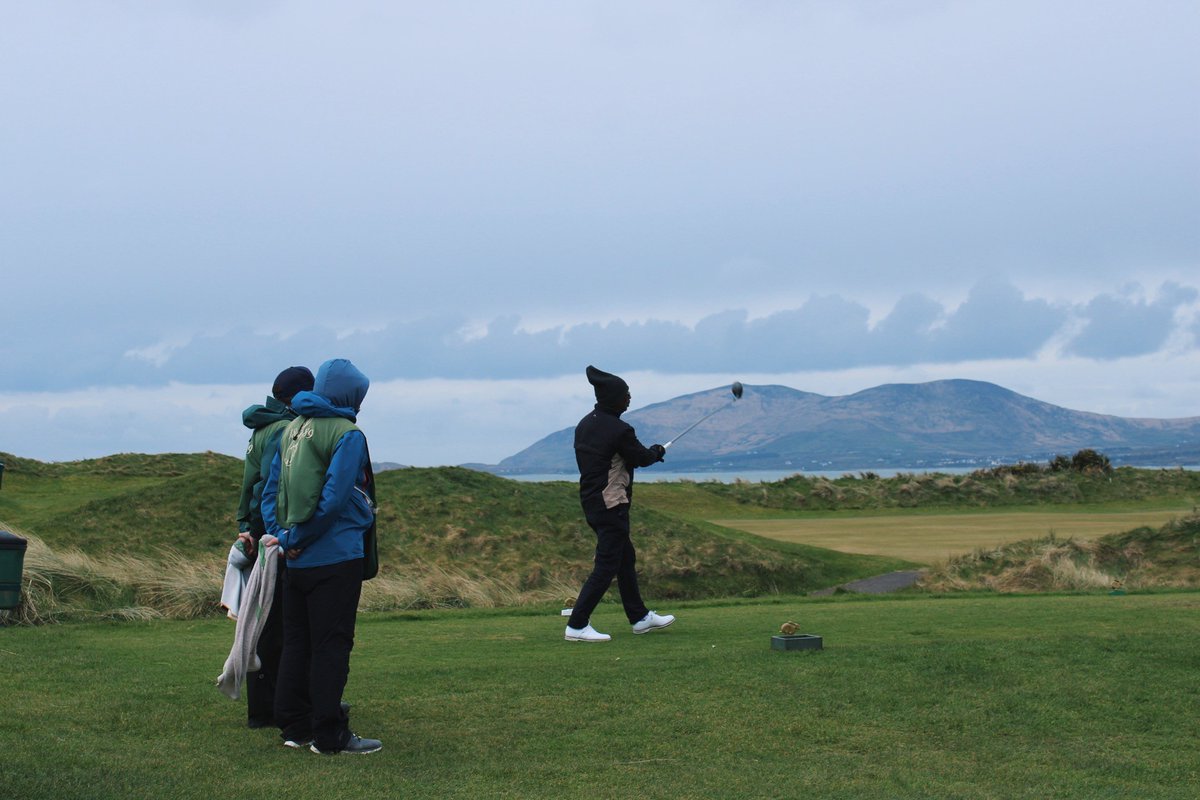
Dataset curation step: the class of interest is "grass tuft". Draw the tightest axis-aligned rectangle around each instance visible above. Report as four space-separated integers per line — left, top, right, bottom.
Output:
922 512 1200 592
4 527 220 624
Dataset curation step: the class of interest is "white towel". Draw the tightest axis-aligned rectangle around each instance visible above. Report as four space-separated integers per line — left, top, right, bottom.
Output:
216 542 280 700
219 543 253 619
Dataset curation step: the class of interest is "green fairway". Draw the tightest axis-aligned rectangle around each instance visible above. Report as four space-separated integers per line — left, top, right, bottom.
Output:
4 593 1199 799
718 508 1192 563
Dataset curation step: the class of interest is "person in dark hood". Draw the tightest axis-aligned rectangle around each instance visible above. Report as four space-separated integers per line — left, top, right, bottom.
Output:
235 366 315 557
225 365 314 728
261 358 382 755
565 366 676 642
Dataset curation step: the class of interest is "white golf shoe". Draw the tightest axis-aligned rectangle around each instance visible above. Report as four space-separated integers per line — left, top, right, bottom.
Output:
564 623 611 642
632 611 675 634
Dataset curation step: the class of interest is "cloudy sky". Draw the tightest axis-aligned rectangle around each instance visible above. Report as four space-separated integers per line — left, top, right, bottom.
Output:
1 1 1197 467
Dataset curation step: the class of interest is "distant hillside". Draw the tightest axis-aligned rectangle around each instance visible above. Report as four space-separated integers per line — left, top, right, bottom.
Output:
486 380 1200 474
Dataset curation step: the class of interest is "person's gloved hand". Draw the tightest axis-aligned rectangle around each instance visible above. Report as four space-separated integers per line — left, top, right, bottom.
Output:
649 444 666 462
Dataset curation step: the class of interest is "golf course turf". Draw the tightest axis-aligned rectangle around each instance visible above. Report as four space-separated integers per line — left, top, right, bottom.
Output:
4 592 1198 799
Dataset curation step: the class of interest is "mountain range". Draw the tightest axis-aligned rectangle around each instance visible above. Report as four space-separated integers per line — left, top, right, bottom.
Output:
475 379 1200 474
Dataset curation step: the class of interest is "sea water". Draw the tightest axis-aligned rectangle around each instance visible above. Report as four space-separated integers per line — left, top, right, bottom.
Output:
507 467 974 484
504 465 1200 484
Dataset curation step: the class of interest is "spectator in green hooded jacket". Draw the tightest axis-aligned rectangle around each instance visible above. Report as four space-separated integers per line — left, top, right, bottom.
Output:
227 365 313 728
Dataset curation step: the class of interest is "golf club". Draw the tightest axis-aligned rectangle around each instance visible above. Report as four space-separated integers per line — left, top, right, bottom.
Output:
663 381 743 450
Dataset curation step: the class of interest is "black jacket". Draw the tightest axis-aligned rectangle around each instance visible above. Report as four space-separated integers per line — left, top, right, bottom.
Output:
574 405 660 514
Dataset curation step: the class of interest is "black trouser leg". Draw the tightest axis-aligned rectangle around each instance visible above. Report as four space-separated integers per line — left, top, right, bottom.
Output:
613 526 648 624
568 505 649 629
246 566 284 726
306 559 363 752
275 564 313 743
274 558 363 750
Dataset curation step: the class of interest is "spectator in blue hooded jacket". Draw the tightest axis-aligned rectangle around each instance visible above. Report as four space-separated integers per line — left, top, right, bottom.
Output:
261 358 381 755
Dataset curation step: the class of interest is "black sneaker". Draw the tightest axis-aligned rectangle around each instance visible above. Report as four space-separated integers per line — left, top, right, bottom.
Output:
283 738 313 749
310 734 382 755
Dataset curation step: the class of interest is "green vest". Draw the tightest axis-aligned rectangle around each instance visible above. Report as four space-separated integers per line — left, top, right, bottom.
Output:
276 416 361 527
237 418 291 535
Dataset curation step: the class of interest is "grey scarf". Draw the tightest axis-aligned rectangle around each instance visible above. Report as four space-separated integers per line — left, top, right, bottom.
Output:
216 542 281 700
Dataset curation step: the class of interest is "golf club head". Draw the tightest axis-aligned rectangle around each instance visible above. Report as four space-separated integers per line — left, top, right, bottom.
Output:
731 381 743 399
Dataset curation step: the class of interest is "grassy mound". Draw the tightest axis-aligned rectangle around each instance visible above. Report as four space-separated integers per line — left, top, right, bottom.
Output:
7 449 1196 622
0 452 908 622
0 451 240 552
922 512 1200 592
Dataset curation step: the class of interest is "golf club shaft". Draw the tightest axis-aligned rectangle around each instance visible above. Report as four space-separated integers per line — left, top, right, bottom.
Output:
663 403 731 449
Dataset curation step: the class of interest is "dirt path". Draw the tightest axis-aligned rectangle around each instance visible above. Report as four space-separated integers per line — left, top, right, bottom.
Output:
810 570 924 597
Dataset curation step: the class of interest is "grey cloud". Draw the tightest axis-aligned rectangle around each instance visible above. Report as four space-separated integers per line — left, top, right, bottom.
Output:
854 284 1069 366
1066 282 1199 359
7 281 1198 393
927 282 1068 362
138 326 343 388
870 294 944 361
0 326 153 392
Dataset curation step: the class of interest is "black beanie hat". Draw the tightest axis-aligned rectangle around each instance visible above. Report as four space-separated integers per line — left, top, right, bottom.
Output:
272 366 315 403
586 365 629 406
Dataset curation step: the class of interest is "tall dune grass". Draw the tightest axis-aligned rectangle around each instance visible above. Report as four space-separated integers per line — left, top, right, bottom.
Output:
359 565 575 612
921 512 1200 592
1 527 580 625
3 527 222 624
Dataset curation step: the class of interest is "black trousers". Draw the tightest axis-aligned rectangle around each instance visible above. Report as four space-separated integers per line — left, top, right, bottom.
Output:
245 566 283 726
568 504 649 629
275 558 363 752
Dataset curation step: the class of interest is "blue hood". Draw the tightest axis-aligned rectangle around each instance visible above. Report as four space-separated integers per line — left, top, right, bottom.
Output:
290 359 370 421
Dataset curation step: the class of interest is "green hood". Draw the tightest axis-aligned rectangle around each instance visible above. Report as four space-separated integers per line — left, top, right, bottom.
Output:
242 396 295 430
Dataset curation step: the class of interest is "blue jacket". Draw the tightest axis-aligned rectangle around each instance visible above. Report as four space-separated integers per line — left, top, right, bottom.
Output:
262 359 373 569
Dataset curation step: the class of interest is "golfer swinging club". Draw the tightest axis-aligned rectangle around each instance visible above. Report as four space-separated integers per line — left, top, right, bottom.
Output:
565 366 675 642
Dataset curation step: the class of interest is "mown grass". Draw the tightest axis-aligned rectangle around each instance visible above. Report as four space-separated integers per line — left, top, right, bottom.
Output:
636 466 1200 515
719 509 1191 563
5 453 1200 796
3 593 1199 799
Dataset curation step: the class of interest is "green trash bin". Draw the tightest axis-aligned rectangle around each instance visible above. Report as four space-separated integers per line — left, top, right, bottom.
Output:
0 530 28 610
